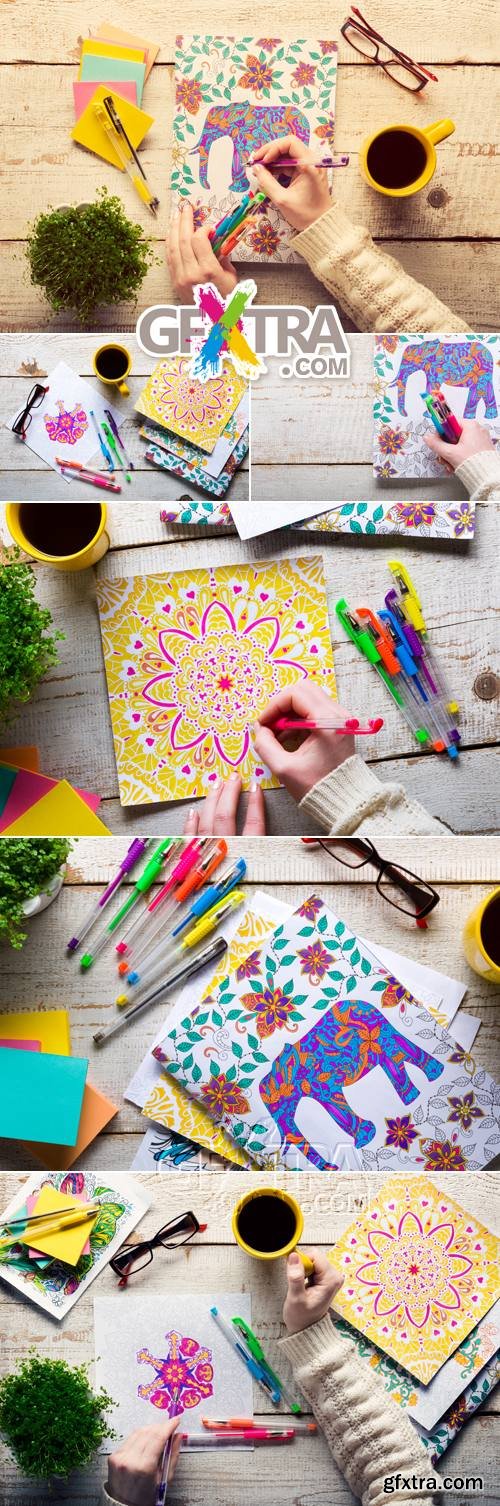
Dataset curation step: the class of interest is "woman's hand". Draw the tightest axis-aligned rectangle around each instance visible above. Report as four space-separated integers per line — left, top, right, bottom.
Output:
184 775 266 835
254 686 356 804
106 1421 181 1506
250 135 333 233
424 418 495 472
284 1249 343 1335
167 203 237 299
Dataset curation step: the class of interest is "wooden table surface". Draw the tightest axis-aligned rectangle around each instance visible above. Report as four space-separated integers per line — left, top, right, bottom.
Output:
1 2 499 332
0 334 249 502
1 503 499 833
1 1168 499 1505
1 835 499 1173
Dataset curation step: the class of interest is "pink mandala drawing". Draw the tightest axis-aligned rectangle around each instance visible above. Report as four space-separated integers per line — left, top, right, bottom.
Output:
44 400 89 445
137 1330 214 1412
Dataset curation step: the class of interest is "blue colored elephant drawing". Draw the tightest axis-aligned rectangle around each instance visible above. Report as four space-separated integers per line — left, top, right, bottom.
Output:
259 998 443 1170
388 339 498 419
190 104 310 193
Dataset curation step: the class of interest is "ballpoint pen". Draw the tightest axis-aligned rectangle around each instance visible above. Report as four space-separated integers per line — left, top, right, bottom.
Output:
271 716 383 735
156 1388 179 1506
388 561 460 718
202 1417 317 1434
56 462 122 492
231 1317 302 1414
218 199 267 256
66 839 150 952
101 419 131 482
125 856 246 984
336 599 430 747
80 840 176 970
117 838 227 971
115 838 192 956
95 97 160 215
2 1204 82 1230
210 1308 279 1401
377 609 456 756
182 1432 294 1447
89 408 114 469
0 1207 99 1251
261 154 349 170
93 936 228 1044
104 408 135 471
117 888 246 997
380 605 460 750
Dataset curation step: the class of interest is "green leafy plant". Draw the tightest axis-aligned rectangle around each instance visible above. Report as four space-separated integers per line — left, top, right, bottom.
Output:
26 189 158 322
0 554 64 725
0 839 71 949
0 1354 115 1478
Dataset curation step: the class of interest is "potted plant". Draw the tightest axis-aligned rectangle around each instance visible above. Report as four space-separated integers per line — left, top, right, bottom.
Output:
0 555 64 726
0 1354 115 1479
0 839 71 949
26 188 158 323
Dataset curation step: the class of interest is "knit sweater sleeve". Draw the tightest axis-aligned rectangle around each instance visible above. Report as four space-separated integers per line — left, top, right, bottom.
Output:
300 755 446 836
280 1314 438 1506
455 452 500 500
292 205 469 335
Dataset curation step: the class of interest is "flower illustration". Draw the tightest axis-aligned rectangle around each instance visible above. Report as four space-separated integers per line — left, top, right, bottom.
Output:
292 62 316 85
319 40 338 54
148 364 230 429
380 976 414 1012
377 335 400 353
447 1045 475 1069
421 1138 466 1172
141 597 307 768
447 1092 484 1132
378 426 407 456
44 401 88 446
256 37 281 50
236 948 262 980
249 220 281 255
316 115 336 146
298 896 324 920
201 1072 250 1119
176 78 203 114
192 201 211 230
297 941 331 983
446 1396 468 1431
388 502 437 529
238 54 275 92
241 986 297 1039
376 461 397 479
448 503 475 537
385 1116 419 1152
356 1207 473 1330
137 1331 214 1413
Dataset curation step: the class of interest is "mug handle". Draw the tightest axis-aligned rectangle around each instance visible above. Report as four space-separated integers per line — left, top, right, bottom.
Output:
297 1250 314 1276
117 380 130 396
425 118 455 145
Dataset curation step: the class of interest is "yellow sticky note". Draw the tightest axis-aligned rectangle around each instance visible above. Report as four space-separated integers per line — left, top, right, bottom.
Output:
4 782 110 836
0 1009 70 1056
79 40 146 69
94 24 159 79
24 1186 97 1265
71 84 154 170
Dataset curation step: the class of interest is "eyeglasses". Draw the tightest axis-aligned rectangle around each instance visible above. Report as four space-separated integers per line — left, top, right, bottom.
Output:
12 383 49 439
110 1211 204 1286
341 7 438 91
303 838 440 924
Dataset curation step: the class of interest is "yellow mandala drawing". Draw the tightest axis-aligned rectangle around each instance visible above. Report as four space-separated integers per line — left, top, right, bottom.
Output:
135 356 246 453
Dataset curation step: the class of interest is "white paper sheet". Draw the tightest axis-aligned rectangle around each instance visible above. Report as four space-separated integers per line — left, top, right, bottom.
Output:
7 362 123 478
229 501 326 539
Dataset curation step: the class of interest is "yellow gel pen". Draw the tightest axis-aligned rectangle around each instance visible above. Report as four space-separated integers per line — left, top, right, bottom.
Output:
94 99 159 215
115 889 245 1005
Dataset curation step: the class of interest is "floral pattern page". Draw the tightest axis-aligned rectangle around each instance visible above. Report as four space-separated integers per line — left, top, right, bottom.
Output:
160 501 231 526
332 1313 500 1464
135 357 247 453
144 390 250 479
144 428 249 498
330 1177 500 1383
157 896 500 1171
295 499 476 542
96 557 336 807
173 35 338 262
373 334 500 480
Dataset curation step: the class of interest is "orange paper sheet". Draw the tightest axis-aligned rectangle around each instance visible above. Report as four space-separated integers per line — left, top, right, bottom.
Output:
25 1083 119 1170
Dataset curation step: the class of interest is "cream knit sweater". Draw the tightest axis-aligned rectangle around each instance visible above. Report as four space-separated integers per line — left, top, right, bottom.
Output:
99 1313 439 1506
301 755 446 835
293 207 500 501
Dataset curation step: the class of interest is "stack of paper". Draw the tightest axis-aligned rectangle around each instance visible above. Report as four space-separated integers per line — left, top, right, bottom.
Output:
0 1007 117 1166
0 758 110 835
136 357 249 499
71 26 159 163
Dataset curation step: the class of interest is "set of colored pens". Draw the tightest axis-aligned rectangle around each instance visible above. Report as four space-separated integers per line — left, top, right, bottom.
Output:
425 390 463 443
122 855 246 990
336 562 460 759
116 837 227 967
115 885 246 1004
75 840 177 969
94 935 228 1045
55 457 122 491
209 191 267 257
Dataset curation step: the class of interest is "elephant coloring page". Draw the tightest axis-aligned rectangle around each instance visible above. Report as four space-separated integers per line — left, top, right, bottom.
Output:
172 35 338 261
158 896 500 1172
373 334 500 479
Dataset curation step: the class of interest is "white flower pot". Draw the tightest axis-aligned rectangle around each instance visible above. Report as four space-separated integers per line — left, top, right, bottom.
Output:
22 865 66 921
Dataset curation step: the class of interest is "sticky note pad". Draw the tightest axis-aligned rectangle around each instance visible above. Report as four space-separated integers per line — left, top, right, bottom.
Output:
80 40 146 65
3 781 110 835
0 763 17 813
95 23 159 79
0 1048 88 1146
79 55 147 107
0 746 40 772
0 1038 41 1052
71 85 154 169
20 1185 97 1264
73 80 137 120
0 1009 70 1056
24 1083 119 1170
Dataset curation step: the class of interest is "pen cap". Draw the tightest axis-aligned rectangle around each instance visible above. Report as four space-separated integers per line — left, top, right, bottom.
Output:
388 561 426 632
135 840 174 891
122 838 149 874
177 838 228 903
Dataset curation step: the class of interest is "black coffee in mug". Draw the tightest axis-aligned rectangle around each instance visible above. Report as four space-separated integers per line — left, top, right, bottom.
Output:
367 129 428 190
236 1193 297 1254
94 345 129 380
480 892 500 965
19 503 103 557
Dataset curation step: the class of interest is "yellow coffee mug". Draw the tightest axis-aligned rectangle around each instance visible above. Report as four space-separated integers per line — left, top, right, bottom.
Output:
232 1188 313 1274
93 342 132 396
463 887 500 985
360 119 455 198
5 502 109 572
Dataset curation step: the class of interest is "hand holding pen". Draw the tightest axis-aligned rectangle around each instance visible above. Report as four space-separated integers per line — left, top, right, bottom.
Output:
106 1420 181 1506
253 685 358 804
249 135 335 233
424 416 496 474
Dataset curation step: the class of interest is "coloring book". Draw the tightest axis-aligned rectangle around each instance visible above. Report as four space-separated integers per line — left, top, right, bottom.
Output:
373 335 500 481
